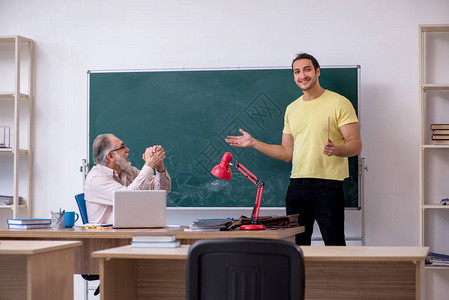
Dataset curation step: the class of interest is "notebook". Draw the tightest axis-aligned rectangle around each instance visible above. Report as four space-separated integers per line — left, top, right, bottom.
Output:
113 190 167 228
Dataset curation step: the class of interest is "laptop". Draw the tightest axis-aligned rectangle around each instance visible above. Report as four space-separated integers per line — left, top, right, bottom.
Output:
113 190 167 228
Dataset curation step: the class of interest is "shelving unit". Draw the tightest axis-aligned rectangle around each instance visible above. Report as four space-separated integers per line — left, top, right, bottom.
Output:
419 22 449 282
0 36 33 219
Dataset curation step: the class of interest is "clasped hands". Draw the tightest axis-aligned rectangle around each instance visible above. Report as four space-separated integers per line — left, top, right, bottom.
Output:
142 145 166 172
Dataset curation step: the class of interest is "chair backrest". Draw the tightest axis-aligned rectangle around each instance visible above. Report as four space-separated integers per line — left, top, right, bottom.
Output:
186 238 305 300
74 193 88 224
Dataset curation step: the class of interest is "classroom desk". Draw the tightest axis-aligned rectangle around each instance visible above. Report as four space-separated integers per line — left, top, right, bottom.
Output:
0 240 81 300
92 245 429 300
0 226 303 274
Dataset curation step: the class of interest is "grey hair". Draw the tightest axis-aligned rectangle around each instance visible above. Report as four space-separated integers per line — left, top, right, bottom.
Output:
92 134 115 165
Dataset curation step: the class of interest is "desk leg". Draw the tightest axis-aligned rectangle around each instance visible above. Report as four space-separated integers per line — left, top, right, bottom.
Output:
416 260 422 300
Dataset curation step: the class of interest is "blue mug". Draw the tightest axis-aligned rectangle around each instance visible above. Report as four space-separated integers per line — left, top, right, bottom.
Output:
64 211 80 228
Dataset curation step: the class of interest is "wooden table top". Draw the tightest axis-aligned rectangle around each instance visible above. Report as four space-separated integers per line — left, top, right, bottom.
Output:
0 226 303 239
300 246 429 262
92 244 429 262
0 240 82 255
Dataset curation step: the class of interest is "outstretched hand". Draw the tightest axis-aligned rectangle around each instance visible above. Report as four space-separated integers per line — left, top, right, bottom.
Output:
225 129 254 148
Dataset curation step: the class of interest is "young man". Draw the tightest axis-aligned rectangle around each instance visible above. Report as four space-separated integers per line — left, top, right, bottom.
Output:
226 53 362 245
84 134 171 224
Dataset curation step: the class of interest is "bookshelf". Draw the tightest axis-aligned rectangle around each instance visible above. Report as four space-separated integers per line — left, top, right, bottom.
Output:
0 36 33 219
419 23 449 286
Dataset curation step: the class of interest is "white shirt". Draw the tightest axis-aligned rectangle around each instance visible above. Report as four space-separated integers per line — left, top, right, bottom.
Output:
84 164 171 224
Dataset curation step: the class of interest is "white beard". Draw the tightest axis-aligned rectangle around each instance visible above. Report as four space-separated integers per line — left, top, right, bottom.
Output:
114 152 131 171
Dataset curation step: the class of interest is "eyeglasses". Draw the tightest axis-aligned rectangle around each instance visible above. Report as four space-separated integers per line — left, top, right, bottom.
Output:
110 144 126 152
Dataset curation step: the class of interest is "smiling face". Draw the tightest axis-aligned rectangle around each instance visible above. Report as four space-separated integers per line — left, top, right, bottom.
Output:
292 58 320 92
108 136 130 171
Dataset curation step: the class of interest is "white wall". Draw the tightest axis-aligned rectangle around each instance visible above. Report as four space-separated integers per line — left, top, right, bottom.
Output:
1 0 449 248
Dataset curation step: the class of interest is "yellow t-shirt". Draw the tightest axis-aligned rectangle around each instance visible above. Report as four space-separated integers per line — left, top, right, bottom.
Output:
283 90 358 181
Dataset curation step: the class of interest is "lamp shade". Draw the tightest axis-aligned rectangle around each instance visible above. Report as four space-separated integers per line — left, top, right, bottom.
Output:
211 152 233 180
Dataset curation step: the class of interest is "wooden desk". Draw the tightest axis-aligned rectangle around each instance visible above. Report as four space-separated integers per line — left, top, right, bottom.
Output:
92 245 428 300
0 240 81 300
0 226 303 274
301 246 428 299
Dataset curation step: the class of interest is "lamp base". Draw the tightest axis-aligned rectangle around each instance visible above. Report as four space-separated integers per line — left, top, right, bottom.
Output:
240 224 266 230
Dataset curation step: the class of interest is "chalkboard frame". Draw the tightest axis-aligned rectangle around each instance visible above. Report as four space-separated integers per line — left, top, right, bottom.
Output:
87 66 361 209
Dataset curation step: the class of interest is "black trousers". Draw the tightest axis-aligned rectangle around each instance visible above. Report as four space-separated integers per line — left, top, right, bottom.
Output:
285 178 346 246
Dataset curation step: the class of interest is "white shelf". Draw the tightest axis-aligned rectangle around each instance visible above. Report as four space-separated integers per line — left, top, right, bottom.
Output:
419 25 449 272
422 205 449 209
0 148 29 154
422 145 449 149
421 84 449 91
0 35 33 43
0 205 27 209
425 266 449 270
0 93 30 100
420 24 449 32
0 36 33 219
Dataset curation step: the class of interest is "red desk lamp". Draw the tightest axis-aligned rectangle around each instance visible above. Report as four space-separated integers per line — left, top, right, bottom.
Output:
211 152 265 230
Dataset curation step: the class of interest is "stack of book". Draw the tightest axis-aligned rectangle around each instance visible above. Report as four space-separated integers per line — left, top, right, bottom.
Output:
431 124 449 145
184 218 232 232
425 252 449 267
131 234 180 248
7 218 51 229
0 195 24 205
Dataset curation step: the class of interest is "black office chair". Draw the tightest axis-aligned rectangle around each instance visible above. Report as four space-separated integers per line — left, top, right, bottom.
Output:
74 193 100 296
186 238 305 300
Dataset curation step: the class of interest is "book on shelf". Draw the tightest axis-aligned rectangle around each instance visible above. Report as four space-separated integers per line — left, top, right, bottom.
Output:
0 195 24 205
8 223 51 230
430 124 449 130
132 234 176 242
433 140 449 145
131 240 181 248
425 252 449 267
432 134 449 140
7 218 51 225
432 129 449 135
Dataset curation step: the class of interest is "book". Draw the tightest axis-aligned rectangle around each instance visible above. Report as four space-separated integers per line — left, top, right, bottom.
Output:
433 140 449 145
425 252 449 267
431 124 449 130
131 240 181 248
432 129 449 135
186 219 232 232
432 134 449 140
184 225 221 232
8 223 51 229
7 218 51 225
192 219 232 228
0 195 24 205
132 234 176 242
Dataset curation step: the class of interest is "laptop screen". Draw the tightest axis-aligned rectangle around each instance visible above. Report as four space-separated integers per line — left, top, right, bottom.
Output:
113 190 167 228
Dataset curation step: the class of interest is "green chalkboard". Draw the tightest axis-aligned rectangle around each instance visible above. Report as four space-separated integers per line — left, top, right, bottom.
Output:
89 67 360 208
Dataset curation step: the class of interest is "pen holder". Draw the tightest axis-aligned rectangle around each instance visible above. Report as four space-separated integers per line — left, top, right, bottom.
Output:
51 212 65 229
